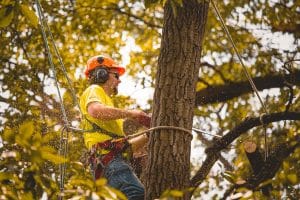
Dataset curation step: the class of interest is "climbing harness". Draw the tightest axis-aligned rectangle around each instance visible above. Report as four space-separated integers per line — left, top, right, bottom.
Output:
211 0 270 159
89 138 130 179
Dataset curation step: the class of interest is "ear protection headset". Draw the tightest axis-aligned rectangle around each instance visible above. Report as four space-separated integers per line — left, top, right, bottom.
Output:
88 56 109 84
90 67 109 84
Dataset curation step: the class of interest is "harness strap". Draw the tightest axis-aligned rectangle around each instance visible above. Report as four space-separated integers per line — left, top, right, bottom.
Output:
84 116 123 139
89 138 130 179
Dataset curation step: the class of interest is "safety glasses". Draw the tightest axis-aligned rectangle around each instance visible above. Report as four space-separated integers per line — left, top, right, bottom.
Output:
109 72 119 80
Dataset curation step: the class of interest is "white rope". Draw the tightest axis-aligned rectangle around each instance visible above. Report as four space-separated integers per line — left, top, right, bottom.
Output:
35 1 70 197
126 126 193 139
211 0 270 158
44 20 83 117
68 125 222 139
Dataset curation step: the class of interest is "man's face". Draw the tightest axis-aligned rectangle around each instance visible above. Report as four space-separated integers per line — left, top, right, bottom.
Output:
106 68 121 95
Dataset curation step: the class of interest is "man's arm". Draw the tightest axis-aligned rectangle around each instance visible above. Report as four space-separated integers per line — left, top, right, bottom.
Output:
87 101 148 121
88 101 150 152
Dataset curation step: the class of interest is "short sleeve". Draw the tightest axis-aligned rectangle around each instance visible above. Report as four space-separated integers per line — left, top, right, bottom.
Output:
84 85 106 113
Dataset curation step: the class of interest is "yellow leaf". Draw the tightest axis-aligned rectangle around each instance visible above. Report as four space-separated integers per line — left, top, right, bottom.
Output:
95 178 107 186
1 0 13 6
283 161 289 171
41 151 67 164
0 172 14 181
0 7 14 28
20 4 39 28
40 146 67 164
19 121 34 139
3 128 14 143
287 174 298 184
169 190 184 197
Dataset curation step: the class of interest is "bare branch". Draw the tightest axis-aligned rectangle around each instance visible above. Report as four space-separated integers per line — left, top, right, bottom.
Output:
190 111 300 190
238 140 300 190
195 70 300 106
201 62 229 83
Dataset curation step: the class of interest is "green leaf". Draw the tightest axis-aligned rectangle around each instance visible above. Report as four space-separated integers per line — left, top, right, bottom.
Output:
161 189 184 198
3 128 14 143
20 4 39 28
1 0 13 6
40 146 67 164
287 174 298 184
144 0 159 8
169 190 184 197
95 178 107 186
0 172 14 181
41 151 67 164
0 6 14 28
19 121 34 138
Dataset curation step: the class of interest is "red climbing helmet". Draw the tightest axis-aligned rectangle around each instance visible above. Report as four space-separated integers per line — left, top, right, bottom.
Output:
85 55 125 78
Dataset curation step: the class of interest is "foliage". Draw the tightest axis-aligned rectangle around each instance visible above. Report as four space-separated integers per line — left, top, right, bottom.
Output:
0 0 299 199
0 120 126 199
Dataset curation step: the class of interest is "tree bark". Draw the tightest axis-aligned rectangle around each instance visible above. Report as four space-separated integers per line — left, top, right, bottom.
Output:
145 0 209 199
243 140 272 196
244 140 264 174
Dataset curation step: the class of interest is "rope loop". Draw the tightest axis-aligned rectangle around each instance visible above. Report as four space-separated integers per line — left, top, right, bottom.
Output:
127 126 193 140
259 113 267 128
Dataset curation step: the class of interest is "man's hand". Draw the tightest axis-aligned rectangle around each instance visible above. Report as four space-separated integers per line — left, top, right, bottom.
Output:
129 110 151 128
128 133 148 152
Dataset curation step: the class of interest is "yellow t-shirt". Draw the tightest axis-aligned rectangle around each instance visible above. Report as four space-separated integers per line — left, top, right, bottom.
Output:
79 84 124 149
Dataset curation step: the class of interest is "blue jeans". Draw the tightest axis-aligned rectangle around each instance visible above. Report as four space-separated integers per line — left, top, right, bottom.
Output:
102 155 145 200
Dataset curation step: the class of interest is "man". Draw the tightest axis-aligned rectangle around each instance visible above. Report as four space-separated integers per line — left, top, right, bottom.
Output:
80 55 150 200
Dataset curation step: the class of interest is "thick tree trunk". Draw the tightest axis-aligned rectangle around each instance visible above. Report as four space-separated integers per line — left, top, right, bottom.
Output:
145 1 209 199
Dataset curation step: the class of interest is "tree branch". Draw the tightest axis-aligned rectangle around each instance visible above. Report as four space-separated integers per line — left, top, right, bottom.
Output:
195 70 300 106
190 111 300 190
108 6 162 29
240 140 300 190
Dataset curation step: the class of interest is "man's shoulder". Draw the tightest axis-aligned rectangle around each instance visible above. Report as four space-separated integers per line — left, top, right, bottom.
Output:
84 84 104 94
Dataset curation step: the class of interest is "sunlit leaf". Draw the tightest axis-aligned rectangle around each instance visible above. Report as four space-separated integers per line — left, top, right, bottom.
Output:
40 146 67 164
19 121 34 138
0 6 14 28
3 128 14 143
20 4 39 28
95 178 107 186
287 174 298 184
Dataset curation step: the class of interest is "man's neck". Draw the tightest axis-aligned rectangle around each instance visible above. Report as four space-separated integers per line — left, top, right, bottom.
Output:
101 84 113 96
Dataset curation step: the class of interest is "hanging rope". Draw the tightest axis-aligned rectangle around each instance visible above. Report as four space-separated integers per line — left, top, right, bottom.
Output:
260 114 268 161
211 0 270 158
44 20 83 117
35 0 70 197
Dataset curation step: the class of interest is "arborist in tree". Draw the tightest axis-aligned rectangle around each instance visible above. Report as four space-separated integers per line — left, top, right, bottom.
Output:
80 55 151 200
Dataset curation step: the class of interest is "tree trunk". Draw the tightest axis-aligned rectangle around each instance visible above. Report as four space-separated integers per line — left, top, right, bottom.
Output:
145 1 209 199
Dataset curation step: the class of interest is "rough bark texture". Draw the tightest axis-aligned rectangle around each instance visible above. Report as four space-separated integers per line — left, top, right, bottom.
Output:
144 1 209 199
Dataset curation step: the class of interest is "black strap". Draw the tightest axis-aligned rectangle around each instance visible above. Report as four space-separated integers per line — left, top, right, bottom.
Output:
84 116 123 139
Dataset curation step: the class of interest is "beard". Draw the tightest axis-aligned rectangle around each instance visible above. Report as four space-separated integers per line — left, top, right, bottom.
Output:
112 86 118 95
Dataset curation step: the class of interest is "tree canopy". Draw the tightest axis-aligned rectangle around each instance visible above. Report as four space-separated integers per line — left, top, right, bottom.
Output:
0 0 299 199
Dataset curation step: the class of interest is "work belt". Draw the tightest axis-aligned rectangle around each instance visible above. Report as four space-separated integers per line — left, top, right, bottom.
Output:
88 138 130 180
